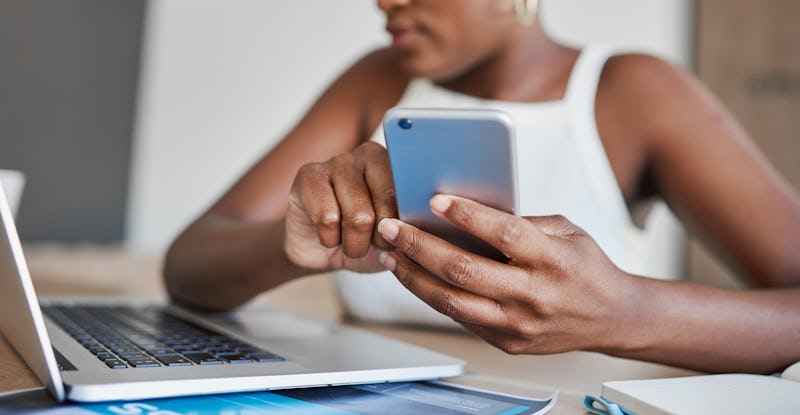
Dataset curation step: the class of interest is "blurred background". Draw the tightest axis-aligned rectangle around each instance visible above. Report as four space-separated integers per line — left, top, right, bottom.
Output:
0 0 797 286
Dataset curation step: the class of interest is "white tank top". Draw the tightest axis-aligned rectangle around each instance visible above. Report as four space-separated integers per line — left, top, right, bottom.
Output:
334 45 686 328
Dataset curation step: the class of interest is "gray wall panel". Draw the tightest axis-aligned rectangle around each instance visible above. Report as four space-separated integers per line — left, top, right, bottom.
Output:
0 0 144 242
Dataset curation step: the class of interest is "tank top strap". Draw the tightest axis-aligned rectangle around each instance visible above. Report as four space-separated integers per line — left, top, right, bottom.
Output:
564 45 618 104
563 45 632 226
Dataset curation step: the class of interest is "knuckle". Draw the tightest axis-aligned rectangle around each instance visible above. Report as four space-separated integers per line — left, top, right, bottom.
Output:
532 290 558 317
432 292 460 317
454 203 479 228
295 163 314 177
548 215 569 233
313 211 341 230
343 210 376 233
359 141 383 156
296 162 326 182
548 214 586 238
331 152 355 168
399 230 422 257
508 317 536 337
496 216 524 251
498 339 524 355
444 255 478 287
571 227 590 240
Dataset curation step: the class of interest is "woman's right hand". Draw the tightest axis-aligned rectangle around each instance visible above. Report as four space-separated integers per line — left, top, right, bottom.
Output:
284 141 398 273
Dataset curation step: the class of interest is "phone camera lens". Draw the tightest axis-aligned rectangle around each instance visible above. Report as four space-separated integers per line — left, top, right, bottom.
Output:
398 118 413 130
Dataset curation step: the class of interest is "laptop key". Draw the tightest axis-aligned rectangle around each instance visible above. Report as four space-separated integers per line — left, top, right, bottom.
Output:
151 352 179 357
247 353 285 363
105 360 127 369
148 347 172 353
220 354 253 364
129 359 160 368
171 344 196 350
183 352 223 365
156 355 193 367
115 350 141 357
110 347 139 354
235 346 266 354
121 354 151 361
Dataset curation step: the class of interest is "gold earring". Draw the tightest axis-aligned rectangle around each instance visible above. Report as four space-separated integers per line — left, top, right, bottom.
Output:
513 0 539 26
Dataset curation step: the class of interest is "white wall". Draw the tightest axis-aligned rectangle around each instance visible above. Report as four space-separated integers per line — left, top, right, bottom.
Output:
127 0 386 248
127 0 694 249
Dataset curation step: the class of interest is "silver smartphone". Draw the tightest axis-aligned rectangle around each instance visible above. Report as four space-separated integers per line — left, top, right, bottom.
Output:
383 108 519 260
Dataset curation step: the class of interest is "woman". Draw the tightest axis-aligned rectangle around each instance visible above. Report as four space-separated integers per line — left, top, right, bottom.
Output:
164 0 800 374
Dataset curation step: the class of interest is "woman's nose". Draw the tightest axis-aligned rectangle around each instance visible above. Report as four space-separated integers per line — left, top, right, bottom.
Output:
377 0 411 14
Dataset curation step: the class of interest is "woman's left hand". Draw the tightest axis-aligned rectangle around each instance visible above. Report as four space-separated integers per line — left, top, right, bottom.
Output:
377 194 644 355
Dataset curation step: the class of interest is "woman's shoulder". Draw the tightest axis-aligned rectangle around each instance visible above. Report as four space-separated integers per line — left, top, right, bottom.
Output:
351 48 408 75
597 51 707 137
340 48 411 96
600 52 697 109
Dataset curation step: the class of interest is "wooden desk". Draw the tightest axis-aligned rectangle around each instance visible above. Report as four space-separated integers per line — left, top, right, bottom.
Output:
0 243 698 414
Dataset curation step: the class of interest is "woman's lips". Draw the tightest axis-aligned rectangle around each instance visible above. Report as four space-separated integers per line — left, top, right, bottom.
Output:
387 25 419 50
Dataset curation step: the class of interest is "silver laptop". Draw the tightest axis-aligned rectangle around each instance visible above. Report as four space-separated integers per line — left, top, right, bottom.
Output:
0 182 464 402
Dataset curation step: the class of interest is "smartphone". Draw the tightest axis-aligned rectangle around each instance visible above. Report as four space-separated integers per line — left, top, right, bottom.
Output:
383 108 519 260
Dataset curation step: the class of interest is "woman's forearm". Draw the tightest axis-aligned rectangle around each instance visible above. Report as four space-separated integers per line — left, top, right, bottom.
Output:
607 276 800 374
163 215 316 311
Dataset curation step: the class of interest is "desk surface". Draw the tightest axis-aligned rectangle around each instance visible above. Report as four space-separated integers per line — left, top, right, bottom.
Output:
0 243 698 414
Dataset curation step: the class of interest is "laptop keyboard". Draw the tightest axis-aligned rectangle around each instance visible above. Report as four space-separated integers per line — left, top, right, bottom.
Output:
42 305 284 370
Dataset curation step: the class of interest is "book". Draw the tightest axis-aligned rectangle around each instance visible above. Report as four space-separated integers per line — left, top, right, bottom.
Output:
584 361 800 415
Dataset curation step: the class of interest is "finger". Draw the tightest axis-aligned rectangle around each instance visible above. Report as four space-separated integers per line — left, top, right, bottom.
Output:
293 163 341 248
330 154 376 258
358 143 398 250
429 194 557 261
381 250 511 327
378 218 526 301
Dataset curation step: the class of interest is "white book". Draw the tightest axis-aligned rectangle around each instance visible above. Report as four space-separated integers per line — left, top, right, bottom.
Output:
585 361 800 415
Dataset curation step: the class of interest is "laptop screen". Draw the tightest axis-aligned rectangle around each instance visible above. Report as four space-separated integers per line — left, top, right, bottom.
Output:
0 181 65 401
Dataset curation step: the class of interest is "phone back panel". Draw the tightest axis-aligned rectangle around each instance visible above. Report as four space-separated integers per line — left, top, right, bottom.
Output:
383 108 518 259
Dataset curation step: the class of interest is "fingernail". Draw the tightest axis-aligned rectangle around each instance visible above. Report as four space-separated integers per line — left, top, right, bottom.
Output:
377 218 399 241
430 195 452 213
379 251 396 271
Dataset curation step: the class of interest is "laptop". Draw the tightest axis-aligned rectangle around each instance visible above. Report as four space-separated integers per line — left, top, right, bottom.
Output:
0 181 464 402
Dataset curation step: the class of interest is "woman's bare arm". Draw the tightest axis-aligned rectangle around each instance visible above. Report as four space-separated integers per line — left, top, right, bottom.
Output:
163 49 408 310
596 55 800 372
601 54 800 288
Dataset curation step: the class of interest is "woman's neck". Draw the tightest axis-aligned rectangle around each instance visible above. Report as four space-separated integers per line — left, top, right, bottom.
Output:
436 23 578 102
